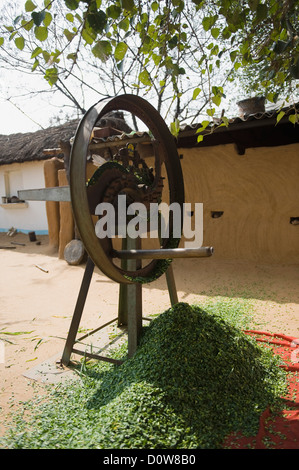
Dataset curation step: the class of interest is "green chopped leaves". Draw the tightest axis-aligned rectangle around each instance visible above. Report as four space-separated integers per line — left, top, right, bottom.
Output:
0 303 287 449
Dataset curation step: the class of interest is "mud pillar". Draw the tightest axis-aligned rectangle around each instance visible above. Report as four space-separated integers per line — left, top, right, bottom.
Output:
58 168 75 259
43 158 64 251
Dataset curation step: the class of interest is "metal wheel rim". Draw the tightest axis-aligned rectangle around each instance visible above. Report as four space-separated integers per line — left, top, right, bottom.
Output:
70 94 184 284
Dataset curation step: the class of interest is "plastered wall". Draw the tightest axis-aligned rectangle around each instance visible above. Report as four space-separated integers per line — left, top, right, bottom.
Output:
179 143 299 264
0 160 48 233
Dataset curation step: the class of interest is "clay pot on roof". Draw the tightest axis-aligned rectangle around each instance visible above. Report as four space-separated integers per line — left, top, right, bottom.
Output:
237 96 266 118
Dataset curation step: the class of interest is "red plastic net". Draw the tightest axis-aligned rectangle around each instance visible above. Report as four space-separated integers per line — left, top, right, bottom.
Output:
224 330 299 449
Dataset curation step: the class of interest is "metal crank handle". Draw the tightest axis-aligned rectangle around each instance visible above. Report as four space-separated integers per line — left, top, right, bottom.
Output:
113 246 214 260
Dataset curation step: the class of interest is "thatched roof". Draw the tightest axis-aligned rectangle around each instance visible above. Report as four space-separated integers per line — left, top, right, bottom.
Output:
0 111 133 166
0 120 79 166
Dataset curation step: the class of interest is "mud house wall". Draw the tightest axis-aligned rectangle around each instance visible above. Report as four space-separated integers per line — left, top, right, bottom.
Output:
178 143 299 264
0 160 49 233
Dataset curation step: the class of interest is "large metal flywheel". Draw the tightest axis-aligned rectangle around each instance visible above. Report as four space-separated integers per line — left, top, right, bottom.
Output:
70 94 185 285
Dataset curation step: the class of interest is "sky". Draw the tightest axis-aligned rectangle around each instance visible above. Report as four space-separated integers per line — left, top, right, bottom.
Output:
0 77 60 135
0 67 84 135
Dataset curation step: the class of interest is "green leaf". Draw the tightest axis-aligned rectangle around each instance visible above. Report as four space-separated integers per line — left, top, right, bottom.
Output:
67 52 77 61
289 114 298 125
221 115 229 127
114 41 128 61
64 29 75 41
44 0 52 9
117 60 124 72
211 28 220 39
22 19 34 31
139 69 151 86
0 37 4 47
14 15 22 26
119 18 130 32
44 67 58 86
92 40 112 61
230 50 237 62
106 5 122 19
43 12 52 27
151 1 159 12
152 53 162 66
196 120 210 133
31 11 46 27
9 31 17 40
1 330 34 335
168 35 178 49
66 13 74 22
25 0 37 12
248 0 259 11
267 92 277 103
202 15 217 32
276 111 285 124
122 0 135 11
31 46 43 58
82 27 96 45
34 26 48 41
255 3 268 23
192 87 201 100
15 36 25 50
32 59 39 71
170 118 180 138
222 26 232 40
87 11 107 33
212 95 221 106
42 50 50 63
65 0 79 10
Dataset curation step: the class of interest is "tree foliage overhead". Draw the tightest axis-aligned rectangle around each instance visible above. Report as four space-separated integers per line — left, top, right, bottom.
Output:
1 0 298 128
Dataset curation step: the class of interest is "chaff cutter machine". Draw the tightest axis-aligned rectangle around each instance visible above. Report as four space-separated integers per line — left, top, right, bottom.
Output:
19 95 213 366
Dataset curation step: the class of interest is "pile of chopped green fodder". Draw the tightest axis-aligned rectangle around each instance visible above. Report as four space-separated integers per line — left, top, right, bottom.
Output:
0 303 287 449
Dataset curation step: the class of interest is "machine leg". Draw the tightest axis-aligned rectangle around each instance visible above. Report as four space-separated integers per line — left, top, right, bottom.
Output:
165 264 178 306
118 236 142 357
118 237 128 327
61 256 95 366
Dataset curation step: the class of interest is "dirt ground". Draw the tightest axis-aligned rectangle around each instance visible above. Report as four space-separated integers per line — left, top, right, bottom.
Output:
1 231 299 437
